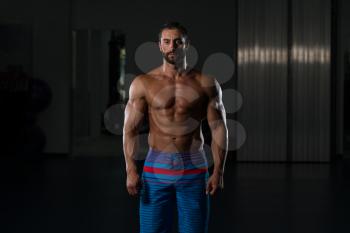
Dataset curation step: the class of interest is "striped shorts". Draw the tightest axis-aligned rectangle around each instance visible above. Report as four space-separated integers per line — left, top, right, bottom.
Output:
139 148 210 233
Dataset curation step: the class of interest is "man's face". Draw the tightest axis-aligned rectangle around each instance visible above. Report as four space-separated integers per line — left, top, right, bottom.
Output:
159 29 188 65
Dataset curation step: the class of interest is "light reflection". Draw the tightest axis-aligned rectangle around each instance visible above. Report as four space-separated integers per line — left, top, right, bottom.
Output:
292 45 330 64
238 46 287 65
238 46 330 65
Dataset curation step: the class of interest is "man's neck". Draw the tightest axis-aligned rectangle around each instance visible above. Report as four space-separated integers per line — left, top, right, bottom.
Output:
161 60 188 77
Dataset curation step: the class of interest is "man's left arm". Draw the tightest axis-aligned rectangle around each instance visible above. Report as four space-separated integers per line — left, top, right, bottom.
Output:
205 77 228 195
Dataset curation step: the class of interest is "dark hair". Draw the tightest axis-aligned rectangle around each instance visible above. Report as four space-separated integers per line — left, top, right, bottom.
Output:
158 21 189 42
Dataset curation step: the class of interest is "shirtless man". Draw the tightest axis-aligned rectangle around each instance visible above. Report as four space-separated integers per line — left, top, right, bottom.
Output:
123 22 228 233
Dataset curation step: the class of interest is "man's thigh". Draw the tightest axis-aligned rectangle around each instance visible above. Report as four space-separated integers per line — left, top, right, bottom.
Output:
175 181 210 233
139 179 175 233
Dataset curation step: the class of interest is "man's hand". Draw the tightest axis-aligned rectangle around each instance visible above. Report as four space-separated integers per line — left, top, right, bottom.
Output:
206 172 224 196
126 170 142 196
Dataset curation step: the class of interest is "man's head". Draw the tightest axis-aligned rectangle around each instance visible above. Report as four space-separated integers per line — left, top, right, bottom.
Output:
158 22 189 65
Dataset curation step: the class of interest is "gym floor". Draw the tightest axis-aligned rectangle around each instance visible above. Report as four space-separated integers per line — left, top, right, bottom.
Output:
1 156 349 233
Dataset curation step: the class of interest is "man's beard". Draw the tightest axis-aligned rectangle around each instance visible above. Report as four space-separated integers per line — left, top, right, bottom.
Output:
162 51 184 65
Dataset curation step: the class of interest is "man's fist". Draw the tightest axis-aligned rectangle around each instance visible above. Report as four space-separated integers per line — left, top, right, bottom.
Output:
126 171 142 196
206 173 224 196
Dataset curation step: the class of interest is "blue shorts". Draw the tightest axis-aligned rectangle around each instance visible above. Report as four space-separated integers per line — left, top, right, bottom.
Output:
139 148 210 233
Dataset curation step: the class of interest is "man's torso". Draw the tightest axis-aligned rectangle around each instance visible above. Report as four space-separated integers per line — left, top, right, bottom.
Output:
140 68 209 153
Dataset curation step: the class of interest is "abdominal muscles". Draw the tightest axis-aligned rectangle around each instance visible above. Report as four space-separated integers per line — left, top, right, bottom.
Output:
148 107 205 152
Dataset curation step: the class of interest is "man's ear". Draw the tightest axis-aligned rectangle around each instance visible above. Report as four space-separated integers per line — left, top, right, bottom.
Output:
185 40 190 50
158 41 163 52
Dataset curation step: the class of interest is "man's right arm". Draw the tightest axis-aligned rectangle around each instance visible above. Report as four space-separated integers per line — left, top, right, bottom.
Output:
123 76 147 196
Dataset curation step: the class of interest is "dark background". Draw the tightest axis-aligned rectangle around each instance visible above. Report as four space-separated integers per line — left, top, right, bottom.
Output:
1 0 350 233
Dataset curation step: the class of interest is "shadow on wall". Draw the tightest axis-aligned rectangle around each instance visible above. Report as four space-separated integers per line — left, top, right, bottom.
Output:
0 24 52 157
0 66 52 157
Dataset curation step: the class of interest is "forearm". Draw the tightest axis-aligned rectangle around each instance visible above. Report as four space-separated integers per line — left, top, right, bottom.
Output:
123 131 139 174
210 123 228 175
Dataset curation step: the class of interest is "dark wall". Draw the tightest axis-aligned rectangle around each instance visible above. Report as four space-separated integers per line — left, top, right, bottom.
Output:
1 0 71 154
0 0 237 154
1 0 349 156
72 0 237 75
338 0 350 155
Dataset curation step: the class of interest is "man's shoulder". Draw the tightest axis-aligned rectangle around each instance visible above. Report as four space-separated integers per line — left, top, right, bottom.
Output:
192 71 221 98
129 74 150 99
192 70 218 88
132 73 153 85
130 69 160 98
133 67 161 82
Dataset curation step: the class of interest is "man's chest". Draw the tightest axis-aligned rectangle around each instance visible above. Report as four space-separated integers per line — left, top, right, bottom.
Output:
145 79 208 110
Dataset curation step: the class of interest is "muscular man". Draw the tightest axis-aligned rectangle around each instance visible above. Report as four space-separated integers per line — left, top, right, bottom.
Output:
123 22 228 233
